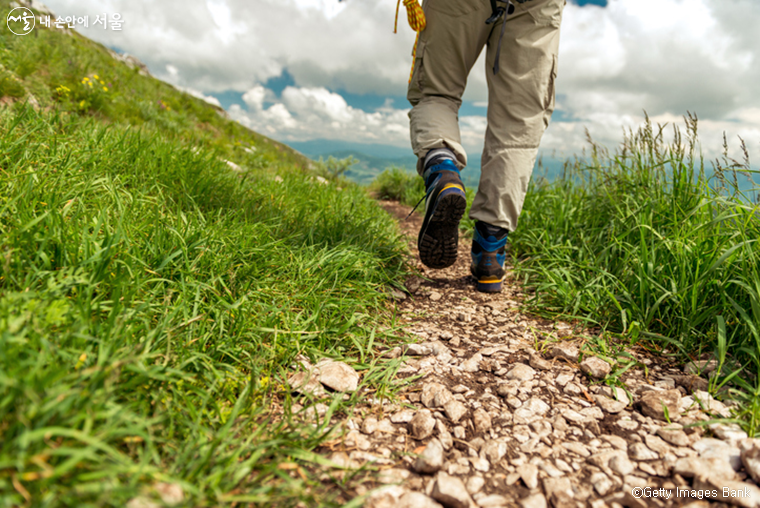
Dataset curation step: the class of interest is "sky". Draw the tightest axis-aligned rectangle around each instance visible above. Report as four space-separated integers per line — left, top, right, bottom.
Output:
41 0 760 164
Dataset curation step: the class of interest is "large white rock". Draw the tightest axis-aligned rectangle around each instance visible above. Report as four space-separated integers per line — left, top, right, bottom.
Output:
506 363 536 381
415 438 445 474
431 472 473 508
580 356 611 379
398 492 444 508
318 361 359 392
740 438 760 484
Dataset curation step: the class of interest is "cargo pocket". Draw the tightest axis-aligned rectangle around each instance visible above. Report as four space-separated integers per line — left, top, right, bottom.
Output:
543 53 557 128
407 36 427 104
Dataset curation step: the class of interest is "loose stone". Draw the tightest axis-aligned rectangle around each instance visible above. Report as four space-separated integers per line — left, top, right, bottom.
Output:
740 438 760 483
514 398 550 424
520 463 539 489
593 394 627 414
542 477 575 506
398 492 444 508
644 434 671 457
548 344 579 363
638 389 681 421
288 369 326 397
466 476 485 495
472 408 492 434
477 494 508 507
392 410 416 423
609 454 635 476
409 410 437 440
470 457 490 473
422 383 447 408
461 354 483 373
657 427 690 447
408 343 434 356
529 355 552 371
318 361 359 392
672 457 737 481
628 442 659 461
519 493 547 508
580 356 611 379
554 372 574 387
444 400 468 424
431 472 473 508
483 440 508 463
506 363 535 381
415 438 445 474
590 472 613 496
377 468 411 484
562 441 590 458
601 434 628 451
693 438 742 470
362 417 378 435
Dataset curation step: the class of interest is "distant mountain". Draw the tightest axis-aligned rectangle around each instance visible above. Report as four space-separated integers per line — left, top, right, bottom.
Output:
311 150 417 185
288 139 413 160
287 138 567 187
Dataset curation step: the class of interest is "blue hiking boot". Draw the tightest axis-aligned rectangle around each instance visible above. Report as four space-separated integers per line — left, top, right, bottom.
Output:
417 157 467 269
471 221 509 292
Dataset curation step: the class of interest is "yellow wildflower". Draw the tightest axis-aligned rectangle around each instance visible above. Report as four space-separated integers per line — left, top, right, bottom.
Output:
102 86 108 92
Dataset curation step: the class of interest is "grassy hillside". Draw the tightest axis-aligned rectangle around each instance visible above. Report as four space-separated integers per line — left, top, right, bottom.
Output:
512 118 760 430
0 3 409 507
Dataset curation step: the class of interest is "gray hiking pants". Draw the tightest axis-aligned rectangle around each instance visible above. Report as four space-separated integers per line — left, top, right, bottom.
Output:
408 0 564 232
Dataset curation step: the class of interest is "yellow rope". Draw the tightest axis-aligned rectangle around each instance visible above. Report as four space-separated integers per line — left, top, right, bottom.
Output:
394 0 426 83
395 0 426 33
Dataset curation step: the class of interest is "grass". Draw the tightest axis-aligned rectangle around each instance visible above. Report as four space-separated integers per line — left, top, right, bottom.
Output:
0 4 412 506
511 115 760 432
371 165 477 234
0 2 305 169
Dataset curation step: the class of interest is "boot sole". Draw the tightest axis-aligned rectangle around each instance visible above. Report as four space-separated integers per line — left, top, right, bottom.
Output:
476 277 504 292
418 189 466 269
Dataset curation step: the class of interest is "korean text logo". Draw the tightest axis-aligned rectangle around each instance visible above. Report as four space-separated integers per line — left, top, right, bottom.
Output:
7 7 35 35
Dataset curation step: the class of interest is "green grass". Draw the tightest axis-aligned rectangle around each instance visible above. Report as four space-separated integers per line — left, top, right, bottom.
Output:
511 115 760 432
371 166 476 233
0 105 409 508
0 2 304 169
0 4 412 506
371 166 425 206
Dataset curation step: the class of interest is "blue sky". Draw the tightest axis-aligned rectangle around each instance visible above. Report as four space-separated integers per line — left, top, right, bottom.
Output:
42 0 760 163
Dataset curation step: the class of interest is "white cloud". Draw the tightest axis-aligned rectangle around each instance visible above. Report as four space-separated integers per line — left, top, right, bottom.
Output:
42 0 760 159
229 85 412 144
45 0 415 95
227 83 490 154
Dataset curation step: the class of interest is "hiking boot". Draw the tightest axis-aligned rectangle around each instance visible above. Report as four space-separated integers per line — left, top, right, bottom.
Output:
471 221 509 292
417 156 467 269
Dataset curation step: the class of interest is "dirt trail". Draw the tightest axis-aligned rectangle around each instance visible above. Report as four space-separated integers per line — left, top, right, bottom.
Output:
294 200 760 508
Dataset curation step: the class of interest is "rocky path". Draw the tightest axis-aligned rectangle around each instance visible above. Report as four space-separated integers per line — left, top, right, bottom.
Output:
290 200 760 508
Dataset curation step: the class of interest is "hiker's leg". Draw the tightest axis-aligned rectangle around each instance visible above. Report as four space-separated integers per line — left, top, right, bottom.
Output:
407 0 492 174
469 0 564 231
